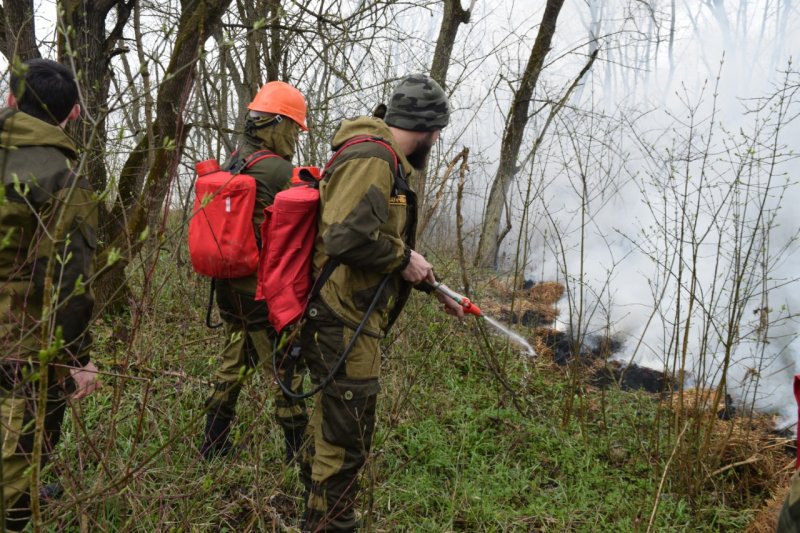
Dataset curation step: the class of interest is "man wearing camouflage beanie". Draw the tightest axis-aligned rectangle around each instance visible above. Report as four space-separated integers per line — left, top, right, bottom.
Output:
295 74 463 532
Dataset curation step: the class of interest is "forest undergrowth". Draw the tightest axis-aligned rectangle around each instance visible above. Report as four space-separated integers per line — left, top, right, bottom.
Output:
38 250 793 532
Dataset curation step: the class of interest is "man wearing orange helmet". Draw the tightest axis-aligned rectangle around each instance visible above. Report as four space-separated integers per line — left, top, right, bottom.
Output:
200 81 309 461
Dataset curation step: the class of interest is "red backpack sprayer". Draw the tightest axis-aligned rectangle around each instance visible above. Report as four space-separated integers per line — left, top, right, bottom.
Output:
429 280 537 358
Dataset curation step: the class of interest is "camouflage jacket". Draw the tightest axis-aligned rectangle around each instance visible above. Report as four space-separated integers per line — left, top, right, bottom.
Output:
314 116 418 337
779 469 800 532
222 134 293 295
0 109 98 367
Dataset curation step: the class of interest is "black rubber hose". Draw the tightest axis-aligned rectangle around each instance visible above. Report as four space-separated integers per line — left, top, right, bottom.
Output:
273 275 391 400
206 279 223 329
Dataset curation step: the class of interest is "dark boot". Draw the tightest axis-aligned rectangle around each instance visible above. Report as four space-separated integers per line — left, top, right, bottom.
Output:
301 476 361 532
200 413 233 460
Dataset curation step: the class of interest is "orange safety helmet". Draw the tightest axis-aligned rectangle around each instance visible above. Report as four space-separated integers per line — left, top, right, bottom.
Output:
248 81 308 131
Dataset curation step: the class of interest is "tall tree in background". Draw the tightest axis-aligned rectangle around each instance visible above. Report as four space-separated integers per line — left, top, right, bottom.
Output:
59 0 135 197
99 0 233 311
212 0 279 150
474 0 566 268
0 0 41 61
429 0 473 87
417 0 473 213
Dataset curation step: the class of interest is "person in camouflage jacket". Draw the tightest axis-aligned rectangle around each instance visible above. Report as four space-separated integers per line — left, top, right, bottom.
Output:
200 81 310 462
297 74 463 532
0 59 100 531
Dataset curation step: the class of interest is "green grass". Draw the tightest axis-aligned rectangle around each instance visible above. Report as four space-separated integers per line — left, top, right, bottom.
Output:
35 258 767 532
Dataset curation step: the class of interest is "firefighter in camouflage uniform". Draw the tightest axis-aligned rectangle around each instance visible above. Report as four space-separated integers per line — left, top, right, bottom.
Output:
296 74 464 532
0 59 101 531
200 81 310 461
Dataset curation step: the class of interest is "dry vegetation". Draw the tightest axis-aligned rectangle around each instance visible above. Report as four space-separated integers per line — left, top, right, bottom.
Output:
475 273 796 531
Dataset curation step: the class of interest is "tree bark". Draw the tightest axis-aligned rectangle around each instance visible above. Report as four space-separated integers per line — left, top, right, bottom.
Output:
429 0 471 89
56 0 134 313
233 0 272 128
417 0 472 221
474 0 567 268
96 0 233 312
59 0 134 194
0 0 41 61
266 0 283 82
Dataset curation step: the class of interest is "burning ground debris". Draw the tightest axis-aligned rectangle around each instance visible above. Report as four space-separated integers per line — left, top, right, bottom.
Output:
479 277 668 392
473 274 795 529
477 277 795 431
481 279 564 328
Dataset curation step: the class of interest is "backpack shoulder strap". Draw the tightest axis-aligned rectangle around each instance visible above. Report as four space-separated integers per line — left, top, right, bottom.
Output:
323 136 400 181
243 149 279 170
228 149 279 174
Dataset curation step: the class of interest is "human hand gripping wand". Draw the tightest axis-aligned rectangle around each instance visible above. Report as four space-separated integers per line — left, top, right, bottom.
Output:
430 280 483 317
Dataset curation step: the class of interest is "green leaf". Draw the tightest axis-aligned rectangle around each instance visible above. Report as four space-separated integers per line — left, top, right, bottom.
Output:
73 274 86 296
0 228 15 250
106 247 122 267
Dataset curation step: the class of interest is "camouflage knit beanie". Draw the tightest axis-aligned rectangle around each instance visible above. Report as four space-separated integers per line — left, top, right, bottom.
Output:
384 74 450 132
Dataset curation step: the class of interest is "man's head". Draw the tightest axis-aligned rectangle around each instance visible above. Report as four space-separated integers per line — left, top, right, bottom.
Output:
384 74 450 169
7 58 80 125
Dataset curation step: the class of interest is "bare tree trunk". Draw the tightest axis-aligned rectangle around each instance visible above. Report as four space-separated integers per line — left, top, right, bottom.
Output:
96 0 233 312
669 0 676 78
429 0 472 88
57 0 134 314
417 0 472 221
474 0 566 268
266 0 283 81
0 0 41 61
59 0 134 195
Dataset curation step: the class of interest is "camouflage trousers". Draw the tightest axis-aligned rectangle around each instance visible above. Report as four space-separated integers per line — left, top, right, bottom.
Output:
779 470 800 532
205 280 306 438
0 363 70 531
298 299 381 533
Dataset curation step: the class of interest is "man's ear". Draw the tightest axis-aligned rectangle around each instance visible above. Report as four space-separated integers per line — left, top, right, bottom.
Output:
7 93 17 108
66 103 81 122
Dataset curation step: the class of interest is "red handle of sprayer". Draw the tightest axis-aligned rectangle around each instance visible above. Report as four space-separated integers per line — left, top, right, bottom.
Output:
461 298 482 317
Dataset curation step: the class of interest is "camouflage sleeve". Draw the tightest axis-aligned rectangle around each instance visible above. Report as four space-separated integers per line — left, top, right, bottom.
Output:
32 182 98 367
320 157 406 273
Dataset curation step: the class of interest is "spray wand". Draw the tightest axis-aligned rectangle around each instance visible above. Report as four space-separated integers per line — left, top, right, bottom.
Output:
428 280 537 357
430 281 482 317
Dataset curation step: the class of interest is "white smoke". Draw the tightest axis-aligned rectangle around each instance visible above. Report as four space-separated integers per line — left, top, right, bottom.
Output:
422 0 800 426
